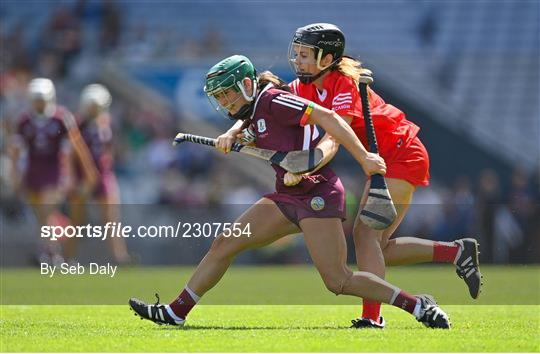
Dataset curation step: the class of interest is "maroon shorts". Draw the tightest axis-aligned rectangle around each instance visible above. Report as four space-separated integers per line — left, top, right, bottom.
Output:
23 167 61 193
264 175 346 226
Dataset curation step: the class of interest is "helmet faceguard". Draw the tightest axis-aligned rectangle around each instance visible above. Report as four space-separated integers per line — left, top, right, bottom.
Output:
288 23 345 84
28 78 56 117
204 55 258 121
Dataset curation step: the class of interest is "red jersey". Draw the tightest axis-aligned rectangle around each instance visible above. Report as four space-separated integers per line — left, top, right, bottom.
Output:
290 70 420 159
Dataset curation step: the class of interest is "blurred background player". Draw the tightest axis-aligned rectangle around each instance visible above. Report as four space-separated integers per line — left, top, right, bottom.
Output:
129 55 451 330
64 83 132 264
8 78 98 265
284 23 482 328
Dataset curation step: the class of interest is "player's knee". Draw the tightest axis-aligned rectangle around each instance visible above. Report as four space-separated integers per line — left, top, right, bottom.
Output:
352 218 367 238
353 226 382 248
208 235 239 260
352 223 366 247
322 277 342 295
321 269 353 295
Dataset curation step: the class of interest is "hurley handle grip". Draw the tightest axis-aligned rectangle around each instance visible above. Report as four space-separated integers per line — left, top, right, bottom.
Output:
358 82 379 154
358 79 387 190
175 133 244 152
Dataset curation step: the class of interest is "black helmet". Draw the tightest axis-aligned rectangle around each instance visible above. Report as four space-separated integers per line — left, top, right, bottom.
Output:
288 23 345 84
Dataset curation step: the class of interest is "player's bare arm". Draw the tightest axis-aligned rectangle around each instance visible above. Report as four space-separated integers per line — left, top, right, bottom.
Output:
284 112 353 187
216 119 245 153
305 104 386 176
283 133 339 186
64 114 100 190
306 114 352 174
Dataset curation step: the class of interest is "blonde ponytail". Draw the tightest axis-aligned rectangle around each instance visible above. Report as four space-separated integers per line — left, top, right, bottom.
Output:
335 57 372 86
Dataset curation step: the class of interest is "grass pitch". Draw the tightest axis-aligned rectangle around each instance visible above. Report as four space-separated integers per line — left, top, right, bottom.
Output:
1 265 539 352
2 305 539 352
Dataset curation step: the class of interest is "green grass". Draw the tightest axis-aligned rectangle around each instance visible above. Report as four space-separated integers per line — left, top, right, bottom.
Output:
1 305 539 352
1 265 540 352
1 265 539 305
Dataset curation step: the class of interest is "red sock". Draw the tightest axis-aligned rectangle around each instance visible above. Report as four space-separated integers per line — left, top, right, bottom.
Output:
433 242 459 263
168 288 198 319
390 290 418 314
362 299 381 322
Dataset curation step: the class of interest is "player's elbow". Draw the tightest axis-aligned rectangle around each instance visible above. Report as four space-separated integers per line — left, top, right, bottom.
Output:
308 111 335 131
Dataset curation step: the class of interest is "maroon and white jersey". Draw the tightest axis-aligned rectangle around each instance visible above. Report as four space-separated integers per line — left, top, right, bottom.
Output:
73 113 118 198
16 105 76 191
249 84 336 195
76 113 114 174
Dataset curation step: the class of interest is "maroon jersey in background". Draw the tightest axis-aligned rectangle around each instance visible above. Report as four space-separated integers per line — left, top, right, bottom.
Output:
16 106 75 192
74 113 117 197
77 114 113 174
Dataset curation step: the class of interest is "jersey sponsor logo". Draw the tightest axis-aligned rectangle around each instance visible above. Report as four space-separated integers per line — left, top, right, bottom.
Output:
257 119 267 133
333 104 352 111
310 196 325 211
316 88 327 102
332 92 352 107
272 94 305 111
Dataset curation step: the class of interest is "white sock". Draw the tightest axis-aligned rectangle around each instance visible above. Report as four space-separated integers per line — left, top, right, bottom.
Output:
453 242 463 265
165 305 185 322
185 286 201 302
389 286 401 305
412 300 422 319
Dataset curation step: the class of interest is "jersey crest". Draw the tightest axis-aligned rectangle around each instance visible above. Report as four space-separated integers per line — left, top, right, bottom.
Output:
257 119 267 133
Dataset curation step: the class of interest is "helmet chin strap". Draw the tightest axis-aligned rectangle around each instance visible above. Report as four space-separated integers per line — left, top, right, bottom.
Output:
298 67 332 84
297 50 338 84
228 78 257 120
238 78 257 102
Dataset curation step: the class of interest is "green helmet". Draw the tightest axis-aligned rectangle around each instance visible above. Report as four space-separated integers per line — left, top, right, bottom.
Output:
204 55 258 120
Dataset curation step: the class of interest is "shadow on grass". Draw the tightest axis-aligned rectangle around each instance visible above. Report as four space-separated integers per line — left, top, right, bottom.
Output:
157 325 355 331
